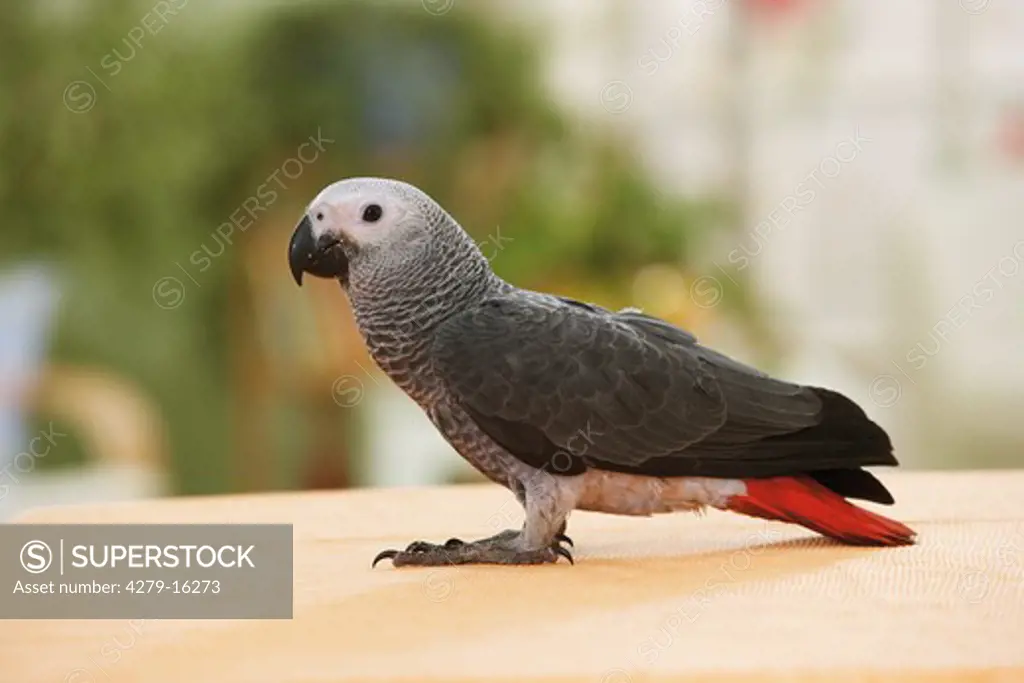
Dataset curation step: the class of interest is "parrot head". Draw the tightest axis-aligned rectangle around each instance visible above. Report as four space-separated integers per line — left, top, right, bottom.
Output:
288 177 438 287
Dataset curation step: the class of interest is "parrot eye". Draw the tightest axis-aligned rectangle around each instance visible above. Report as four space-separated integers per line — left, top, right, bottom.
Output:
315 211 324 221
362 204 383 223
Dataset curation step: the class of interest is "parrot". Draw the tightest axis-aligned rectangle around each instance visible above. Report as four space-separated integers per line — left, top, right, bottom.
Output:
288 177 916 567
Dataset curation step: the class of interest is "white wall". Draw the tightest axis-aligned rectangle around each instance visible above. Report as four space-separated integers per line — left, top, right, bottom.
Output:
517 0 1024 468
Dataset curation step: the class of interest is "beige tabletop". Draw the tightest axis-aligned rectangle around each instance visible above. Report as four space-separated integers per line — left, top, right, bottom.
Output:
3 469 1024 682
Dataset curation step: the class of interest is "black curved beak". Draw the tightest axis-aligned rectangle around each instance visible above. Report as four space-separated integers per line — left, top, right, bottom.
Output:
288 214 349 286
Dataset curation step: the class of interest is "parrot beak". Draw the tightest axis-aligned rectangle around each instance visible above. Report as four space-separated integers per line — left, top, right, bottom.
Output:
288 214 350 286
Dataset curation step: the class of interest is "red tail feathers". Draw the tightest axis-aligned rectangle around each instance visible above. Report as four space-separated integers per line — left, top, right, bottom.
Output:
728 476 916 546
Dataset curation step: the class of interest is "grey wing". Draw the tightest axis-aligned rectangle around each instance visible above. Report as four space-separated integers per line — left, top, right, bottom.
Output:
616 308 822 447
431 296 729 473
432 295 894 504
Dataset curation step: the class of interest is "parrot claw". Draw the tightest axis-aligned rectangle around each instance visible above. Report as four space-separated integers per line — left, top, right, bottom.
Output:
554 543 574 565
555 533 574 548
371 549 400 568
373 539 458 567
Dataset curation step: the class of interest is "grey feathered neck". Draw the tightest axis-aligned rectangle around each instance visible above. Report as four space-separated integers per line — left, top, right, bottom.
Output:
343 188 505 400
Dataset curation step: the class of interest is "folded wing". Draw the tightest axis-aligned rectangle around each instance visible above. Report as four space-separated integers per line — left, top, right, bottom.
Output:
432 295 895 501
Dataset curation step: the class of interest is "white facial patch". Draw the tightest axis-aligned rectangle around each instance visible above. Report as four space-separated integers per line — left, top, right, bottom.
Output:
307 181 421 249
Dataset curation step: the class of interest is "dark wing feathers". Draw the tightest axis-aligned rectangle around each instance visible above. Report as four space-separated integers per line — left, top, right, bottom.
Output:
432 294 897 502
434 297 727 468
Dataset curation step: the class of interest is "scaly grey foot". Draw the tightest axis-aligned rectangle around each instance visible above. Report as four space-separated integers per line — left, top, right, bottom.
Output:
372 529 574 567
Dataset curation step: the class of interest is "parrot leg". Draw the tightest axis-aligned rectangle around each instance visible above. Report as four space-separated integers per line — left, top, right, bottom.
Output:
372 474 577 568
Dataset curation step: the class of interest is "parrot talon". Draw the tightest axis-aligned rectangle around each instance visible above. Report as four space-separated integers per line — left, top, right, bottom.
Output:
555 533 574 548
371 549 400 568
444 538 465 548
553 544 574 564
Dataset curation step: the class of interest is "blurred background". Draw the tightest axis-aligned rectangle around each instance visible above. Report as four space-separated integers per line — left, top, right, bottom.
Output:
1 0 1022 519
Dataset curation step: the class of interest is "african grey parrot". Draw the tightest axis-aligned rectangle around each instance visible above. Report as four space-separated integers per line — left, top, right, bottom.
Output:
288 177 915 567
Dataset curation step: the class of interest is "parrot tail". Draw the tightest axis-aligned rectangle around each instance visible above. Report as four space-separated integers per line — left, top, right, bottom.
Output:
727 476 916 546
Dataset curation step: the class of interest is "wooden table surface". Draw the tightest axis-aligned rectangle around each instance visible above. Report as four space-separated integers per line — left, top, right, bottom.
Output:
4 470 1024 682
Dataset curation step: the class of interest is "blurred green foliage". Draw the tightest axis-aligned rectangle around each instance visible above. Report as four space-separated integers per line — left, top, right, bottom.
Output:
0 0 740 493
